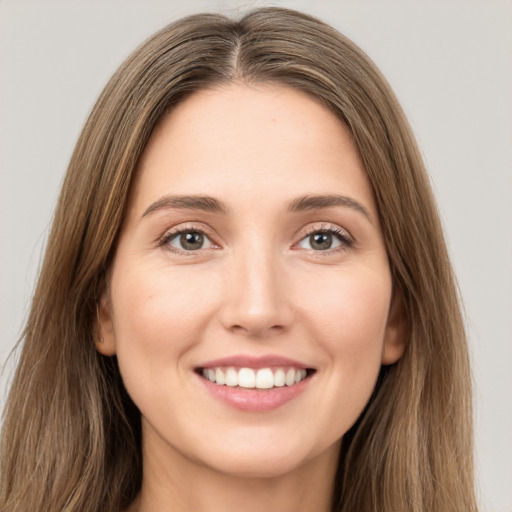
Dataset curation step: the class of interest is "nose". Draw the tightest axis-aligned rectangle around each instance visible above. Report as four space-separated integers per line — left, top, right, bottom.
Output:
219 246 294 338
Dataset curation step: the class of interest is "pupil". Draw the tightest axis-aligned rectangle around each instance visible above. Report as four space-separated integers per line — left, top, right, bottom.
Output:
311 232 332 250
181 232 203 250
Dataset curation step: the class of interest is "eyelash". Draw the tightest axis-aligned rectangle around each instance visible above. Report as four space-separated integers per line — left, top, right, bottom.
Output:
158 223 218 254
157 223 354 255
294 224 354 254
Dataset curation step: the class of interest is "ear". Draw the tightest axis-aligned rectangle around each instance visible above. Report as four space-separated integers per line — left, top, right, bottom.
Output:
381 289 407 365
95 291 117 356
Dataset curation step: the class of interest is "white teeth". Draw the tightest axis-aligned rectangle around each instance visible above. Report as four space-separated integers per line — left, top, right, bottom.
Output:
294 369 307 383
225 367 238 387
274 368 285 387
215 368 225 385
201 366 310 389
238 368 256 388
285 368 295 386
255 368 274 389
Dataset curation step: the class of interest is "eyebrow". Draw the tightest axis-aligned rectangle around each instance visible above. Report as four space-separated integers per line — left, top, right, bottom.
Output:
141 193 371 221
141 195 229 218
288 194 372 221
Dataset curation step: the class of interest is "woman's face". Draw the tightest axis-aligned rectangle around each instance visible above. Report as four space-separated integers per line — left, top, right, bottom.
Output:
98 83 404 478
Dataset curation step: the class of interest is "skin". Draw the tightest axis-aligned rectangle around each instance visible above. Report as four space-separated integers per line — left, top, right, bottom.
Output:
98 83 405 512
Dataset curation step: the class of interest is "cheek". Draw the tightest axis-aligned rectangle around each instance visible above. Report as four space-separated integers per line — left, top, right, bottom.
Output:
108 263 221 393
303 264 391 342
112 263 216 341
299 265 391 400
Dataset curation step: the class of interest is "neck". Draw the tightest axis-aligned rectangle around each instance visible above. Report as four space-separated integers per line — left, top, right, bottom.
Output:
128 435 339 512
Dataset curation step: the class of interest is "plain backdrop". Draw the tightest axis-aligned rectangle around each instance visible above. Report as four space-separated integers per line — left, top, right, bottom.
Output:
0 1 511 510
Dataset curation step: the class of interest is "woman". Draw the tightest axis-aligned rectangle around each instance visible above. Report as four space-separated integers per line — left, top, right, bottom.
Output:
0 7 477 512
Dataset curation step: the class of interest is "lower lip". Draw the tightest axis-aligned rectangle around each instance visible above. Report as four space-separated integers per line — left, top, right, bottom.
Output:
197 374 312 412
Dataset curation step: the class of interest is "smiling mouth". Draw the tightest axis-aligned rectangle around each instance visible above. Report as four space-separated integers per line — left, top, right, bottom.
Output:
197 366 315 390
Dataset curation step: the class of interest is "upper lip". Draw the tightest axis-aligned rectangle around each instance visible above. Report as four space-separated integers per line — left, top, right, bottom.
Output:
196 354 313 370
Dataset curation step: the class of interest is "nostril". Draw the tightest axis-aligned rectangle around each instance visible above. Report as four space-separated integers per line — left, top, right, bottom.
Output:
228 322 286 337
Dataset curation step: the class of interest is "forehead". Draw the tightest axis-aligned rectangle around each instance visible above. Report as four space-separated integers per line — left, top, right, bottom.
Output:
129 83 376 219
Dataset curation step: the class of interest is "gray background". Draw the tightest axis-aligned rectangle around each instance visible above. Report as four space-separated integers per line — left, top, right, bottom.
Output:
0 1 510 510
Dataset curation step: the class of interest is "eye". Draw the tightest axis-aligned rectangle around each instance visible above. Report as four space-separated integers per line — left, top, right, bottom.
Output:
161 229 214 251
296 228 352 251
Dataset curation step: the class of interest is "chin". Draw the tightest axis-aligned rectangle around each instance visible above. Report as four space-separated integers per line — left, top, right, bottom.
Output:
203 453 309 479
189 435 339 480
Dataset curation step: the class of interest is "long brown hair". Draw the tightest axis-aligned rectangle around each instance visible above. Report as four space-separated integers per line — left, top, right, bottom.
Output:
0 8 477 511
